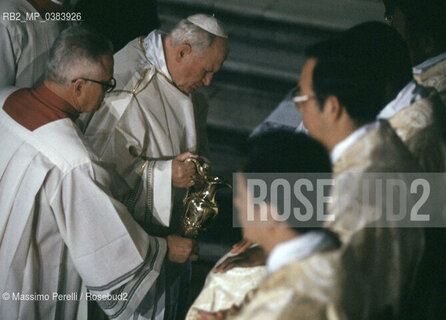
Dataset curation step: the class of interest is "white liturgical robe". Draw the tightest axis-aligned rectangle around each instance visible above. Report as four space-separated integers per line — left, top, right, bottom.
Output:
0 0 66 88
0 88 167 320
82 30 209 230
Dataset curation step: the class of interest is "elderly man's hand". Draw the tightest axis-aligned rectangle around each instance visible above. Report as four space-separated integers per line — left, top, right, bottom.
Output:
172 152 198 188
212 246 266 273
166 235 199 263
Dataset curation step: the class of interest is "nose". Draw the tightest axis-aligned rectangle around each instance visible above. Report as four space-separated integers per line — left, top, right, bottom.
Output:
202 73 213 86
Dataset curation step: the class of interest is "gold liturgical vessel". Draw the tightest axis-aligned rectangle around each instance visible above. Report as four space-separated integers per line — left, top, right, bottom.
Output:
180 158 232 238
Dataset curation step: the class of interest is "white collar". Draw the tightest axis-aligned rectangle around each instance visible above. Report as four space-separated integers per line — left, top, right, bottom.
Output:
143 30 172 81
330 121 378 164
413 51 446 75
377 80 427 120
266 231 334 274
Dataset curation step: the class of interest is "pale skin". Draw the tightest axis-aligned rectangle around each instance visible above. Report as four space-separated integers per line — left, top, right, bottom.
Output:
163 35 229 94
296 58 357 153
45 54 198 263
164 35 229 188
44 54 114 113
172 152 198 188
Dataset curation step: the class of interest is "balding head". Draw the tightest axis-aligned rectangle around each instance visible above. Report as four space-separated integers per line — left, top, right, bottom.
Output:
45 26 114 86
45 26 115 113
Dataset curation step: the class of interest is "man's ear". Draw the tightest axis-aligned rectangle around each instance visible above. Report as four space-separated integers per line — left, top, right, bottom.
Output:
176 43 192 62
323 95 343 121
71 78 84 98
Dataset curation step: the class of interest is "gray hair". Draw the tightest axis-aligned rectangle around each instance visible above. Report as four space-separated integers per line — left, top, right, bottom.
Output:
169 19 219 54
45 26 113 85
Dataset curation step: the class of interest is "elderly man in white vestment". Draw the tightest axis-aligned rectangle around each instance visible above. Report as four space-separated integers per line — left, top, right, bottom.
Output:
0 0 67 88
81 13 229 319
0 26 197 320
192 22 425 320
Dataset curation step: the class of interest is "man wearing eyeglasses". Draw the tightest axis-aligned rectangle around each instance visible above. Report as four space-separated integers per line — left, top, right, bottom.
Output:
293 22 424 320
0 26 187 320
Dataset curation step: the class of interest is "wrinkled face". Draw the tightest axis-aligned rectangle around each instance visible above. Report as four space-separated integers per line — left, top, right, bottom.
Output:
175 37 228 94
81 55 114 113
296 58 328 145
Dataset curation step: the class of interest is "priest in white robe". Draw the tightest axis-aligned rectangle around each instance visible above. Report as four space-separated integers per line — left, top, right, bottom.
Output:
82 14 228 233
0 26 196 320
80 14 229 319
0 0 67 88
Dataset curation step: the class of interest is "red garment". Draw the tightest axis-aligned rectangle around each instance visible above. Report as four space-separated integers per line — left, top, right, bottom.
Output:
3 84 78 131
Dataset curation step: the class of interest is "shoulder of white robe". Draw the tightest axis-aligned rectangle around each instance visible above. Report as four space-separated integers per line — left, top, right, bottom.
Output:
0 86 19 106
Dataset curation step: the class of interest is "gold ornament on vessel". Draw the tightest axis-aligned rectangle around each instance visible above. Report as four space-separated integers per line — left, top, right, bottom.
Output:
180 158 231 238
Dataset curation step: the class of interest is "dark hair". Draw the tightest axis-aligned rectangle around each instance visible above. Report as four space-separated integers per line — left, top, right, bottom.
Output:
244 130 332 174
392 0 446 53
305 21 412 126
45 26 114 85
243 130 333 234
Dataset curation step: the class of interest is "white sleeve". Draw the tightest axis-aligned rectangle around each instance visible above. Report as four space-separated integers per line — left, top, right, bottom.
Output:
48 163 167 320
99 119 174 227
0 24 19 87
125 158 173 228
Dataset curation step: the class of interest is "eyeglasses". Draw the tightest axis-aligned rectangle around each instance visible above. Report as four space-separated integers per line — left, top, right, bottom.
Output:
291 86 317 104
71 77 116 93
